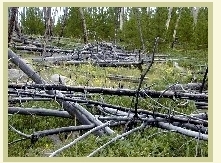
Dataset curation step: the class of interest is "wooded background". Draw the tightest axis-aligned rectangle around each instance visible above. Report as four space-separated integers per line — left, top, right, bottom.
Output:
12 7 208 51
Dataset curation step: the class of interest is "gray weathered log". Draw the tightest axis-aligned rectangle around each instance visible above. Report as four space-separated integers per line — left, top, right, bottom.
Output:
32 55 78 62
8 84 208 101
8 107 72 118
8 49 114 136
14 46 74 54
167 83 203 91
158 122 208 140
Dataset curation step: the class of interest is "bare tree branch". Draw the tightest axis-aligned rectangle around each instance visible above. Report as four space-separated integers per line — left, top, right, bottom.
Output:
49 121 112 157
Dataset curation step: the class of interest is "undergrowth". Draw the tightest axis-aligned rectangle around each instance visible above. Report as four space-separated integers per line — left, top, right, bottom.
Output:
8 39 208 157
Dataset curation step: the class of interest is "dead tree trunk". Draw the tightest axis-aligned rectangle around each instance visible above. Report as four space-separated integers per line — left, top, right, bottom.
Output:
43 7 47 29
8 7 10 19
14 20 22 39
51 7 57 36
14 8 22 39
133 7 145 50
8 7 18 44
192 7 200 25
114 7 120 44
119 7 124 31
43 7 53 57
8 49 115 136
58 7 68 44
166 7 173 30
171 7 182 49
79 7 88 44
44 7 53 38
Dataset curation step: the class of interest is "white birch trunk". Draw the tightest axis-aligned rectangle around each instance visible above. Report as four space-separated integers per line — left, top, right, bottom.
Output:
173 8 182 40
166 7 173 30
79 7 88 44
192 7 200 25
133 8 145 50
119 7 124 30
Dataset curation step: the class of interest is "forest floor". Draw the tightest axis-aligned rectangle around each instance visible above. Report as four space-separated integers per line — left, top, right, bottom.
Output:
8 38 208 157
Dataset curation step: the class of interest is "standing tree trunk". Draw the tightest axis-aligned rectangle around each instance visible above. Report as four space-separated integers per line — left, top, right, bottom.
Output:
171 7 182 49
147 7 150 15
14 20 22 39
114 7 120 44
42 7 53 57
166 7 173 30
23 7 26 17
43 7 47 29
8 7 10 19
52 7 57 35
14 8 22 39
119 7 124 31
58 7 68 44
45 7 53 38
79 7 88 44
8 7 18 44
133 7 145 50
192 7 200 25
43 7 53 37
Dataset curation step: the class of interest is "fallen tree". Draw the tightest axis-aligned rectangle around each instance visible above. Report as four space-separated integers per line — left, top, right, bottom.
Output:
8 48 115 136
8 83 208 101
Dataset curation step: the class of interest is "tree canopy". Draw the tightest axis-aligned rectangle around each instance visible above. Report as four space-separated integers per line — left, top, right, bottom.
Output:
19 7 208 50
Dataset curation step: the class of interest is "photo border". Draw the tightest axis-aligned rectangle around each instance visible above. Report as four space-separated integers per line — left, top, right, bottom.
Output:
1 1 213 162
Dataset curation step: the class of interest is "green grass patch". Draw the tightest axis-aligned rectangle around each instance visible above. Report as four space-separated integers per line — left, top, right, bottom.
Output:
8 42 208 157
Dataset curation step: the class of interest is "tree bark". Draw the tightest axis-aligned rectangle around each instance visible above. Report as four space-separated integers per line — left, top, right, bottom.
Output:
114 7 120 44
42 7 53 57
79 7 88 44
44 7 53 37
8 49 115 136
133 8 145 50
43 7 47 29
171 8 182 48
52 7 57 32
8 7 18 44
13 8 22 39
192 7 200 25
119 7 124 30
14 19 22 39
8 7 10 19
166 7 173 30
58 7 68 43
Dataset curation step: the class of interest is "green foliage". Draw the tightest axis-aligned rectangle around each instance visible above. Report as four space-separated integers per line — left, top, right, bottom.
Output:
8 40 208 156
122 11 140 49
166 7 179 42
193 7 208 49
53 17 63 36
151 7 168 39
64 7 82 38
19 7 208 50
177 7 195 49
20 7 45 35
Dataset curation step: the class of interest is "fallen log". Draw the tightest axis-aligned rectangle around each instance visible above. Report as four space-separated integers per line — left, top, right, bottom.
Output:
107 74 148 83
32 55 78 62
167 83 205 91
8 49 115 136
14 46 74 54
8 84 208 101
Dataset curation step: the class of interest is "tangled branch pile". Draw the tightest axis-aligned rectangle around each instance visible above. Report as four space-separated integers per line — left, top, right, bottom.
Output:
8 36 208 157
